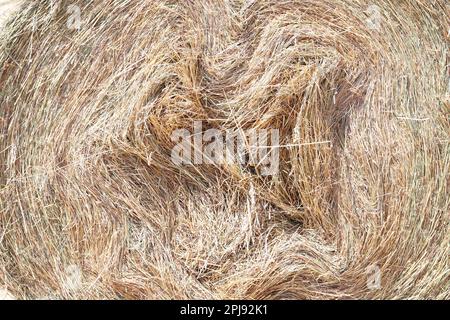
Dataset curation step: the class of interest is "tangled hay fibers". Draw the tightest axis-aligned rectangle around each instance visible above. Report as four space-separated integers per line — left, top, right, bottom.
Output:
0 0 449 300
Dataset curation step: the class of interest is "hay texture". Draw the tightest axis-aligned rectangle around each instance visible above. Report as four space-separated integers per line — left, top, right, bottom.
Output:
0 0 449 299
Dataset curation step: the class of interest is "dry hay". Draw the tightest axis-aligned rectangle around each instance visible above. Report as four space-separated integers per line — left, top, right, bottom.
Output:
0 0 449 300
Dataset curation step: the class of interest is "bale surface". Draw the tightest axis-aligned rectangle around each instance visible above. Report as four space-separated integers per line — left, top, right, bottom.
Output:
0 0 449 299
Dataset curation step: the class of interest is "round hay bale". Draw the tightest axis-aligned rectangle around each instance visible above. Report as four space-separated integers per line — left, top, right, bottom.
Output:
0 0 448 299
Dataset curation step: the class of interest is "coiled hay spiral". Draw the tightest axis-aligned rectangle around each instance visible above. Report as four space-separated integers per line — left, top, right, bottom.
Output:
0 0 449 299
